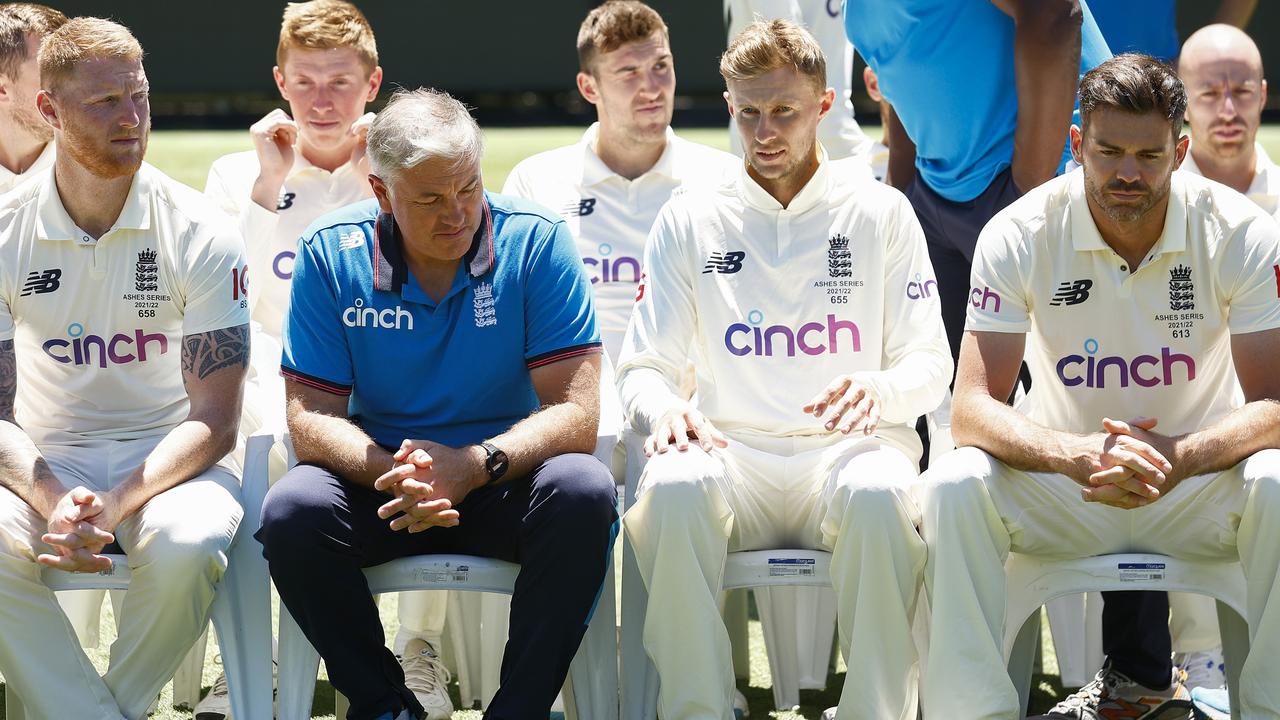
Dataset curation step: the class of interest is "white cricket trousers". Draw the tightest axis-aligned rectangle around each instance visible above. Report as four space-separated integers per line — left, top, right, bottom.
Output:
0 436 242 720
624 431 926 720
919 446 1280 720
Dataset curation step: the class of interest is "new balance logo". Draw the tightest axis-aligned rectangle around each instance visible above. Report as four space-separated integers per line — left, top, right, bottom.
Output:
20 268 62 296
702 251 746 274
277 192 296 211
338 231 364 251
560 198 597 218
1050 279 1093 306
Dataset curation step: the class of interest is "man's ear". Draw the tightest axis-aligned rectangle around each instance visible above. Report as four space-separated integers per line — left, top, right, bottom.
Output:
1174 133 1190 168
1069 124 1084 166
368 173 393 213
35 89 58 130
576 71 599 106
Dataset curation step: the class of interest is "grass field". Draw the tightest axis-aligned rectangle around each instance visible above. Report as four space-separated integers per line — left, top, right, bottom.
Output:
2 123 1264 718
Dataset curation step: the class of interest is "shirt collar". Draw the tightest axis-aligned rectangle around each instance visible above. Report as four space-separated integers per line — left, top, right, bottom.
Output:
579 122 678 187
1067 169 1187 256
373 193 495 293
35 163 152 242
1181 141 1277 197
737 144 831 214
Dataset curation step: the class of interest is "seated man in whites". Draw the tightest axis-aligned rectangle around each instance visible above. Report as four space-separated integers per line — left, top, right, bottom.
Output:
618 19 951 719
0 18 249 720
921 53 1280 719
257 88 618 720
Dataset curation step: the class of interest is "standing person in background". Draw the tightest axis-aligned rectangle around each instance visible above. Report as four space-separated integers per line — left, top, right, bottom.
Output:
0 3 64 194
1091 0 1255 63
203 3 455 718
503 0 737 365
725 0 872 161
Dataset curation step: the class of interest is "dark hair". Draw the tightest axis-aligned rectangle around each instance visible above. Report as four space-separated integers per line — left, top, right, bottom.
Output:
1079 53 1186 136
0 3 66 80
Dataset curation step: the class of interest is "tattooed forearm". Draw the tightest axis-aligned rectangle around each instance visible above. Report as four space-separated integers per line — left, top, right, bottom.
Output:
0 339 16 423
182 325 250 381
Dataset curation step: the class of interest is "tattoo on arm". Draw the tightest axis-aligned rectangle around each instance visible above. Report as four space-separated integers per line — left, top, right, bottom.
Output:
0 340 15 423
182 325 249 381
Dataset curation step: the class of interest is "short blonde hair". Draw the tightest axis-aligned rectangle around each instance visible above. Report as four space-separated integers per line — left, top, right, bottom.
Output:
39 17 143 93
720 19 825 91
577 0 668 73
0 3 67 80
277 0 378 75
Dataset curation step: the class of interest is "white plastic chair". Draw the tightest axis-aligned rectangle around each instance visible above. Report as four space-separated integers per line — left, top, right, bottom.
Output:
1004 552 1250 719
4 431 276 720
275 433 620 720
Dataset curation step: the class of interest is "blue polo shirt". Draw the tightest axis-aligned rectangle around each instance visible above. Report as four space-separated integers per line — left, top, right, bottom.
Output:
281 194 601 450
1091 0 1179 62
845 0 1112 202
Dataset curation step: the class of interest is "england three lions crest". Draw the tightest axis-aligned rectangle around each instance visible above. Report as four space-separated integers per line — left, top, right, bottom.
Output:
135 248 159 292
473 281 497 328
827 234 852 278
1169 264 1194 311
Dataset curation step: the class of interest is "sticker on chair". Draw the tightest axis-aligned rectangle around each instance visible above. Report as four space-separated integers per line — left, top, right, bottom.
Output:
768 558 816 577
1117 562 1166 581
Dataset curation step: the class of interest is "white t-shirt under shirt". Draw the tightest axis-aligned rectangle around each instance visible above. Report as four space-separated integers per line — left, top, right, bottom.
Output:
617 154 952 459
502 124 739 361
967 170 1280 438
0 163 250 444
204 150 371 340
1180 142 1280 221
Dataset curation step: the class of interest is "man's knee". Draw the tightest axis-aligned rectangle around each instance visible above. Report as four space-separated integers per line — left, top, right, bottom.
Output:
533 453 618 533
258 464 345 556
1244 448 1280 507
919 446 998 520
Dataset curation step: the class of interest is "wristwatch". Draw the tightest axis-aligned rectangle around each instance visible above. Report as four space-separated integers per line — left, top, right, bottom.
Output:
478 441 509 484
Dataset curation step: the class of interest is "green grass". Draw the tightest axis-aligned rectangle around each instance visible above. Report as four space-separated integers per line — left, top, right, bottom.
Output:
10 123 1266 717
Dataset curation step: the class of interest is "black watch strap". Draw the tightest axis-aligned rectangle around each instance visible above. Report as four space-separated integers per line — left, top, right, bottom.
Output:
479 441 509 484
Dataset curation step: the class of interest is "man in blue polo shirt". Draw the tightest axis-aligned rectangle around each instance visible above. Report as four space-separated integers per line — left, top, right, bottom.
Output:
256 88 618 720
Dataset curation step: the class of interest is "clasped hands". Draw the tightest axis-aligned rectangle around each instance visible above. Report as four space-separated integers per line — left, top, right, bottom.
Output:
373 440 484 533
38 487 121 573
1076 416 1182 509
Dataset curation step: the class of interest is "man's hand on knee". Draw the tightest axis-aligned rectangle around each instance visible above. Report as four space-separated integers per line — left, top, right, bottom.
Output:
645 402 728 457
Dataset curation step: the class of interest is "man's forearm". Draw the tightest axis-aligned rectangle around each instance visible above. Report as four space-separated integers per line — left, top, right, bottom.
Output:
1008 0 1082 190
488 397 598 483
1173 399 1280 482
953 391 1087 478
288 404 395 489
0 421 65 517
110 416 239 518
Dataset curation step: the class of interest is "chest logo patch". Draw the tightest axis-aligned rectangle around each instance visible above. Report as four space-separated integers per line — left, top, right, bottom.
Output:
1169 265 1194 311
827 235 852 278
135 249 159 292
20 268 62 296
560 198 596 218
474 281 497 328
703 250 746 275
1050 279 1093 306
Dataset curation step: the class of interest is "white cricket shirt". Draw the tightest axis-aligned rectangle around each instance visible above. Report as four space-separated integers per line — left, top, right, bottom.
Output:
205 149 371 340
502 124 738 361
0 142 53 196
1180 142 1280 221
0 163 250 444
617 154 952 457
967 170 1280 437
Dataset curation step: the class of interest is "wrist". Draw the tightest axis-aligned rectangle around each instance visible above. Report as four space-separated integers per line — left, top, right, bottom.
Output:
468 443 490 490
250 175 285 212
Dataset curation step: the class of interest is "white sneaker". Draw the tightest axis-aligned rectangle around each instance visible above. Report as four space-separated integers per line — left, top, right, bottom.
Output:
400 638 453 720
821 708 836 720
193 673 230 719
733 688 749 718
1177 647 1226 692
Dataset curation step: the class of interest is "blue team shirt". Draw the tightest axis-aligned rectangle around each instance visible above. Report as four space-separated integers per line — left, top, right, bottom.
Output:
1091 0 1179 62
845 0 1112 202
281 194 601 450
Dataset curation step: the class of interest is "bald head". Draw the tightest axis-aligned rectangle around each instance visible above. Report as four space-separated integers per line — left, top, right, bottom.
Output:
1181 24 1262 79
1179 24 1266 171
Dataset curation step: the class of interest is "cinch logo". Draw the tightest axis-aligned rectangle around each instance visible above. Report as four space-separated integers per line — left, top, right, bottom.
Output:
1055 339 1196 388
725 310 860 357
42 323 168 367
342 298 414 330
906 273 937 300
273 250 295 280
583 243 640 284
970 285 1002 313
